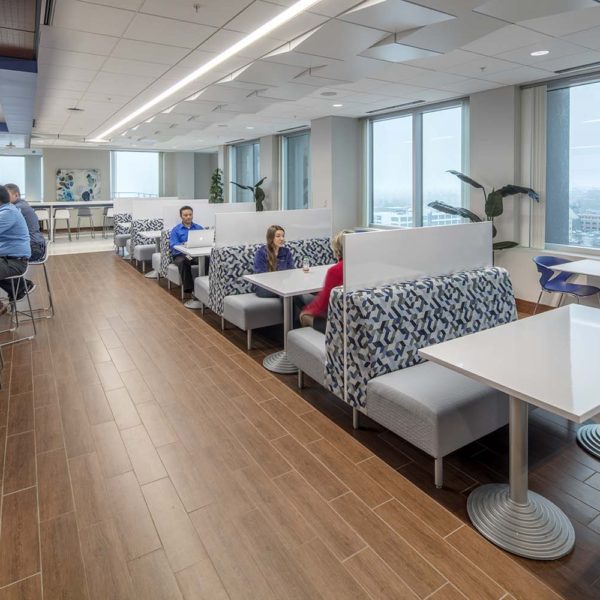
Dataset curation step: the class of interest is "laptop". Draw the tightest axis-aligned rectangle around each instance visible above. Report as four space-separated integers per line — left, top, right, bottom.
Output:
185 229 215 248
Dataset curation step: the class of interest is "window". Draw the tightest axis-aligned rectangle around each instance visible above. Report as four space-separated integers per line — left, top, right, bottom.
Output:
282 131 310 209
112 151 159 198
230 141 260 202
368 102 466 228
546 79 600 250
0 156 26 196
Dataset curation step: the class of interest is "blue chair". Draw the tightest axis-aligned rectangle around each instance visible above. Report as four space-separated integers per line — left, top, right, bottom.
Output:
533 256 600 314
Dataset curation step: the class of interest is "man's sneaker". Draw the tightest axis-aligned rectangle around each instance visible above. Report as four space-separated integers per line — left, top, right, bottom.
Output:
14 281 36 302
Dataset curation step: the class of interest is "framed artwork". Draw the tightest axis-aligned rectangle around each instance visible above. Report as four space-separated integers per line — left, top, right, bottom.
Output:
56 169 100 201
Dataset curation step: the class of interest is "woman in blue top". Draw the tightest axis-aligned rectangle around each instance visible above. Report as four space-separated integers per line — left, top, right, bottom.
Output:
253 225 295 297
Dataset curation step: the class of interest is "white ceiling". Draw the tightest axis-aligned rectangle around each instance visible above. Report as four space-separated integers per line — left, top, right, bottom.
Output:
31 0 600 151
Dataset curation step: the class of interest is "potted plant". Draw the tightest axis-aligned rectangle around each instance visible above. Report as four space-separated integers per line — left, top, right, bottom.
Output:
231 176 267 211
209 168 224 203
428 170 539 250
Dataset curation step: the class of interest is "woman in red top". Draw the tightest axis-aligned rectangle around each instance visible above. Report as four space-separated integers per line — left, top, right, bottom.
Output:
299 230 348 332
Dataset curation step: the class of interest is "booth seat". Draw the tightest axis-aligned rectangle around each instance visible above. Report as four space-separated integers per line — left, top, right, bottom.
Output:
197 238 334 349
287 267 517 487
157 229 201 299
113 212 132 255
128 218 163 271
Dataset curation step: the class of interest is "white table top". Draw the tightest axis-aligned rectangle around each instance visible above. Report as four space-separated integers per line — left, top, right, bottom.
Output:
243 264 333 297
139 230 162 239
174 244 212 257
33 201 114 207
419 305 600 423
552 259 600 277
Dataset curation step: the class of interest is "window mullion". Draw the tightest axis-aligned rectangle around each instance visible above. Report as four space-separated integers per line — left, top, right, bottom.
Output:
414 113 423 228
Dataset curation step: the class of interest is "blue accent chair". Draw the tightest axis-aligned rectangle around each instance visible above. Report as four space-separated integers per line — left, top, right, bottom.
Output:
532 256 600 314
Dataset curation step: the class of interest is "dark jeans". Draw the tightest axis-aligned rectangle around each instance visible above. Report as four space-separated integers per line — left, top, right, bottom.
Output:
0 257 28 299
173 254 197 293
31 241 46 262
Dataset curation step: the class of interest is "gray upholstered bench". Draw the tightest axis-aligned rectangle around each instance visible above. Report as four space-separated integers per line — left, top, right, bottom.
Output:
194 276 209 314
287 267 517 488
224 294 283 350
133 244 155 271
167 263 200 300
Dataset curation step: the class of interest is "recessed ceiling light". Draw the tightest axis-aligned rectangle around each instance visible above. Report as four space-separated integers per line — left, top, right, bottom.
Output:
333 103 343 107
90 0 326 141
530 50 549 57
246 126 255 129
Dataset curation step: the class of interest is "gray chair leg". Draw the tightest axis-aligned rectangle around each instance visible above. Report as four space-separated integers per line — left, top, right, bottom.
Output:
557 293 564 307
180 285 184 301
221 316 225 330
434 458 443 489
142 261 146 273
167 280 171 290
533 290 543 314
246 329 252 351
352 408 359 430
298 370 304 389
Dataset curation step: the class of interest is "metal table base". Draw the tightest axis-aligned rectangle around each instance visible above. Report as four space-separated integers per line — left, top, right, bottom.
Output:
576 424 600 459
262 296 298 374
144 270 158 279
467 397 575 560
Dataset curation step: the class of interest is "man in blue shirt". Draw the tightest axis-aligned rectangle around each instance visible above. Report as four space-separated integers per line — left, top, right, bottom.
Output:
0 185 32 311
169 205 203 295
5 184 46 262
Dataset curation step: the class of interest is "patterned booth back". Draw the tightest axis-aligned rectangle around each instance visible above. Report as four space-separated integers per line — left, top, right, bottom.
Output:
113 212 132 239
159 229 172 277
208 237 335 315
323 267 517 408
130 218 163 254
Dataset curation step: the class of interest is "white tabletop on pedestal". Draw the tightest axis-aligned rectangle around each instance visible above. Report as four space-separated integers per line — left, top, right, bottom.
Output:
552 259 600 277
243 264 333 297
419 305 600 423
174 244 212 257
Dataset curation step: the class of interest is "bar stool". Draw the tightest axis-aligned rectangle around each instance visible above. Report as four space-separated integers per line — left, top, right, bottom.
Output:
34 209 51 239
77 206 95 239
103 207 114 238
53 208 72 241
0 267 37 346
28 244 54 319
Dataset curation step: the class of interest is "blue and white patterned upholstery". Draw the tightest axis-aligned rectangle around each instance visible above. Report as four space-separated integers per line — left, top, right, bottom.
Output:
208 238 334 315
324 267 517 408
113 212 132 240
130 218 163 255
159 229 172 277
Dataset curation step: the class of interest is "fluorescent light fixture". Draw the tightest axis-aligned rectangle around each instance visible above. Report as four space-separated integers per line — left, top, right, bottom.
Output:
333 103 343 107
91 0 326 140
185 90 205 101
530 50 549 56
162 105 176 114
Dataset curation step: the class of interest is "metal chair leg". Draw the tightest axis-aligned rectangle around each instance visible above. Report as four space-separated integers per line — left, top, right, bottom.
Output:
298 370 304 389
246 329 252 351
557 293 564 308
434 458 443 489
352 408 359 430
533 290 543 315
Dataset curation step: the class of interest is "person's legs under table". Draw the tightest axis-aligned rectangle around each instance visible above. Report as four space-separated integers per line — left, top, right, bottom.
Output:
172 254 197 294
0 257 28 309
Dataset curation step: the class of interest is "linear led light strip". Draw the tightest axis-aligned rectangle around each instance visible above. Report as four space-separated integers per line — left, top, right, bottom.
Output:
90 0 325 141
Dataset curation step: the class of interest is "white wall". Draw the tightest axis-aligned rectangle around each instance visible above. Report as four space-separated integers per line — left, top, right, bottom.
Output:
310 116 361 232
259 135 279 210
163 152 195 199
194 152 217 199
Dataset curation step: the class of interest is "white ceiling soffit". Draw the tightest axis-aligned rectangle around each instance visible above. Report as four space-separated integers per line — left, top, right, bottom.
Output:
361 33 442 62
473 0 600 24
519 5 600 38
230 61 306 87
339 0 454 34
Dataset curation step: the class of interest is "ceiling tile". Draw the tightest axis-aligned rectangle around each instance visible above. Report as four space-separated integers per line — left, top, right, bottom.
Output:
521 6 600 37
111 39 190 65
38 64 98 83
527 50 600 73
53 0 136 37
445 55 524 77
461 24 550 55
235 61 305 86
473 0 598 23
123 13 217 49
496 38 586 66
87 71 155 96
102 57 169 78
484 65 552 85
140 0 245 28
564 26 600 50
39 25 118 56
38 48 106 70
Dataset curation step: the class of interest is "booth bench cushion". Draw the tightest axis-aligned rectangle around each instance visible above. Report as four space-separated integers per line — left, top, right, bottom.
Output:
194 276 209 307
367 362 508 457
287 328 327 386
223 294 282 331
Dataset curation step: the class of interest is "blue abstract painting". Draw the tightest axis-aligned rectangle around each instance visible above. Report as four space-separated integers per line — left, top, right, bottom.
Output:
56 169 100 201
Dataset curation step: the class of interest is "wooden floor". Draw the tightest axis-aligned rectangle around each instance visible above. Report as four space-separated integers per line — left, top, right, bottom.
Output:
0 251 598 599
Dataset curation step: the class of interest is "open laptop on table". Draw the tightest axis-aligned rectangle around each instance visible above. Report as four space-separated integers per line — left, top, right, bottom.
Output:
185 229 215 248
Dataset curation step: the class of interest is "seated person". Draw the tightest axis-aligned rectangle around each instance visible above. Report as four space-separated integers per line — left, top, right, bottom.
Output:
253 225 295 298
5 184 46 262
299 230 348 333
0 185 32 312
169 205 203 296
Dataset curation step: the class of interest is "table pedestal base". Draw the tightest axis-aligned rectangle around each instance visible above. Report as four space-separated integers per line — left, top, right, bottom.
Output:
467 484 575 560
263 350 298 374
184 299 203 310
576 424 600 459
144 270 158 279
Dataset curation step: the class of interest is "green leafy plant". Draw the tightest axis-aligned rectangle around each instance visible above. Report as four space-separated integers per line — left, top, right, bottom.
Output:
428 170 540 250
231 176 267 211
209 167 224 204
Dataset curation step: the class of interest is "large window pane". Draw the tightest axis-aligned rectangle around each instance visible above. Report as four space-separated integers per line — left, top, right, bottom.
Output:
0 156 26 195
283 132 310 209
422 107 464 226
372 116 413 227
231 142 260 202
112 151 159 198
547 80 600 249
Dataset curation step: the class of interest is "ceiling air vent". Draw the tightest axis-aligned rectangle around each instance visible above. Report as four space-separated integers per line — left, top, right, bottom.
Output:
276 126 307 133
365 100 426 114
67 107 84 112
554 61 600 74
225 138 245 144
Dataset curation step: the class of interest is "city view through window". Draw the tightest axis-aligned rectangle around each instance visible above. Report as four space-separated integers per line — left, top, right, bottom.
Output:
371 105 464 228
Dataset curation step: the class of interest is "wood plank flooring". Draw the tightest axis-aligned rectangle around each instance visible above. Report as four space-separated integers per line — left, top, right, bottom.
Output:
0 251 598 599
